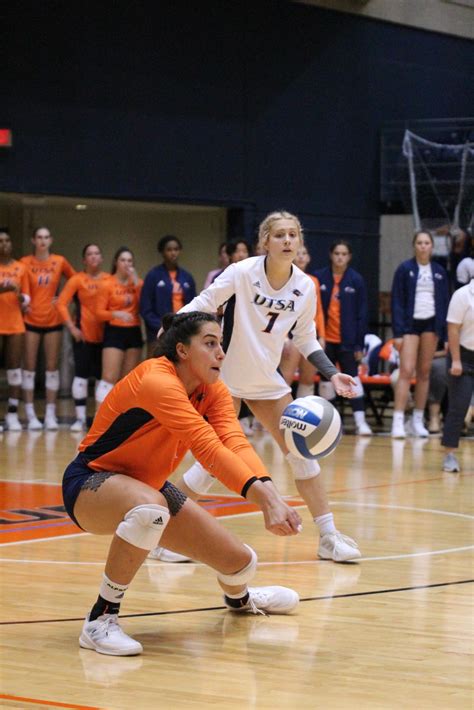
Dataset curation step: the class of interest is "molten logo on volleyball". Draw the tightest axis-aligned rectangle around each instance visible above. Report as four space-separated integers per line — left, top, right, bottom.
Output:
279 396 342 460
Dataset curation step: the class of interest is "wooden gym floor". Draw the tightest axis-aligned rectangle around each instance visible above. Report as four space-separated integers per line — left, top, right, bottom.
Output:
0 420 472 709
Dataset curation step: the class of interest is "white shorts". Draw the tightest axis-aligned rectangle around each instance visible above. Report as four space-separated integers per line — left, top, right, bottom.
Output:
224 369 291 401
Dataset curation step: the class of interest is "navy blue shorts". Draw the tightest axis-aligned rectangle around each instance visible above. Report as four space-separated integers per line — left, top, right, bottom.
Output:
72 341 102 379
103 324 143 350
62 455 180 528
407 317 436 336
62 454 99 528
25 323 63 334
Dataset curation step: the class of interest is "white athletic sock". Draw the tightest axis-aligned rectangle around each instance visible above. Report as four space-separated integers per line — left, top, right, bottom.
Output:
45 403 56 417
8 398 19 412
75 405 86 422
99 573 129 604
353 410 366 426
25 403 36 421
314 512 337 536
412 408 424 422
393 410 404 424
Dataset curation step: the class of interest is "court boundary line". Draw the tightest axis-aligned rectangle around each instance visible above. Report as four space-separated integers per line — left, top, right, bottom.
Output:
0 693 105 709
1 544 473 567
1 578 472 626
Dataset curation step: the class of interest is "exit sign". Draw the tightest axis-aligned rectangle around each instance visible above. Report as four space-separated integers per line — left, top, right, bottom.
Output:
0 129 12 147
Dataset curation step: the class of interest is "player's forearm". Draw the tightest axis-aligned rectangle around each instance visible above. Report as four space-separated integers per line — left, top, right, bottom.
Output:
447 323 462 361
307 349 338 380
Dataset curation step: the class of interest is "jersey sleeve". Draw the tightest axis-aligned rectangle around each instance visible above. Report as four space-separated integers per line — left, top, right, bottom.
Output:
446 289 467 324
62 258 76 280
204 382 269 479
291 287 321 358
138 372 262 495
56 274 79 323
95 281 114 322
179 264 237 314
20 266 30 300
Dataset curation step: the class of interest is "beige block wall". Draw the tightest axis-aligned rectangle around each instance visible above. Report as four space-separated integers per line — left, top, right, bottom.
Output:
379 214 415 291
0 196 227 290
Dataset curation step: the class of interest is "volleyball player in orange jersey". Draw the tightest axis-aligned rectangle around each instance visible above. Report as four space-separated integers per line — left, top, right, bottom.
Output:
57 244 110 431
95 247 143 404
20 227 75 430
279 244 326 398
0 230 31 431
63 312 301 655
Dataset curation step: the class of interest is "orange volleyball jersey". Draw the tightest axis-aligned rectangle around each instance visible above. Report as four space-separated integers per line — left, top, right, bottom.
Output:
57 271 110 343
21 254 76 327
308 274 326 339
325 274 342 343
0 259 30 334
78 357 269 493
95 275 143 327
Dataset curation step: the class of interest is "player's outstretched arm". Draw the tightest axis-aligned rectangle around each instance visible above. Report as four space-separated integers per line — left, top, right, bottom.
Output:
306 350 356 398
245 479 302 537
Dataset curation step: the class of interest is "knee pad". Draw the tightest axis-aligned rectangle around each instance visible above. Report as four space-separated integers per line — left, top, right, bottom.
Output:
7 368 22 387
319 380 336 401
296 382 314 399
286 451 321 480
45 370 60 392
183 461 215 494
22 370 36 391
96 379 114 404
217 545 257 586
72 376 88 401
116 503 170 550
352 376 364 399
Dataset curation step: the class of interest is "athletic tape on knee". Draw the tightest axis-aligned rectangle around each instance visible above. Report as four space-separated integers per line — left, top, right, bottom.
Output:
216 544 257 586
45 370 60 392
183 461 215 494
352 376 364 399
96 379 114 403
72 376 88 401
7 368 22 387
116 503 170 551
318 380 336 401
286 451 321 480
22 370 36 391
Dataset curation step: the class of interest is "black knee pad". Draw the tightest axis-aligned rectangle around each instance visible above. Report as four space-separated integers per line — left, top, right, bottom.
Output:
160 481 188 516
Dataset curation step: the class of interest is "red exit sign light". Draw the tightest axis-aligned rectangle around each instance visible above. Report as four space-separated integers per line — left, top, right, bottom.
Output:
0 129 13 147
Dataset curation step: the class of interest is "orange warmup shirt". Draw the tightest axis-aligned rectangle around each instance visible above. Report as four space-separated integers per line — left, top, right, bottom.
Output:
168 269 185 313
57 272 110 343
95 275 143 327
21 254 76 328
0 260 30 335
309 274 326 339
78 357 269 495
325 274 342 343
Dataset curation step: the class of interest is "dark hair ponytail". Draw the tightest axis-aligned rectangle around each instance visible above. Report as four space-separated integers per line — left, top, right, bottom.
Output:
154 312 220 361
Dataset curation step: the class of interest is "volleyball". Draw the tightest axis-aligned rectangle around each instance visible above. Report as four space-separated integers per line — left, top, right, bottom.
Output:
279 396 342 460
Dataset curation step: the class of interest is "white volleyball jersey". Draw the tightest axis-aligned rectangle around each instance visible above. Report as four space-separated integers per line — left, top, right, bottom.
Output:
180 256 321 399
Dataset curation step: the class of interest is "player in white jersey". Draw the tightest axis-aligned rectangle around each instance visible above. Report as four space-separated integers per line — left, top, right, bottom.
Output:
153 211 361 562
190 253 320 399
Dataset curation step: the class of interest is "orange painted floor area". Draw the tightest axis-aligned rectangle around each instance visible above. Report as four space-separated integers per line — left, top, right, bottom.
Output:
0 481 302 544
